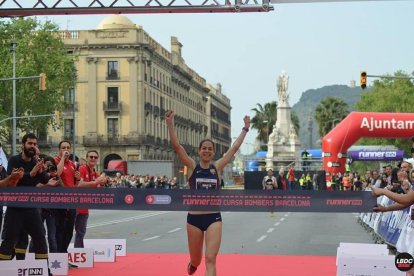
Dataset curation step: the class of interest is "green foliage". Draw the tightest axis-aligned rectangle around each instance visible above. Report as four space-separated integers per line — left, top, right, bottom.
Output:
251 101 300 151
355 71 414 154
251 102 277 145
314 97 350 137
0 18 75 143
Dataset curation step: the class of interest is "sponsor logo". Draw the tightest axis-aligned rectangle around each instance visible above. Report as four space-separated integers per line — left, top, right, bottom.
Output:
68 252 87 263
360 117 414 131
124 194 134 204
145 195 172 205
395 252 414 272
18 268 43 276
50 260 61 269
115 245 122 250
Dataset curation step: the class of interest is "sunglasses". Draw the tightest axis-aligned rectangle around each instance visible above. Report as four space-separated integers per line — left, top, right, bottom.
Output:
88 156 98 159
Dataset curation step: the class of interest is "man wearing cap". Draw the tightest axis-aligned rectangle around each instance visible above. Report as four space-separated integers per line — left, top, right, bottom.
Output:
262 169 277 190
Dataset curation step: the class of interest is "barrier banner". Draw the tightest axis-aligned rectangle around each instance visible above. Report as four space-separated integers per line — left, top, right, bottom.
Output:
0 187 377 213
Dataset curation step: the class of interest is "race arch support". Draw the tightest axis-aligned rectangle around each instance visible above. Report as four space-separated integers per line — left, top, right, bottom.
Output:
322 112 414 177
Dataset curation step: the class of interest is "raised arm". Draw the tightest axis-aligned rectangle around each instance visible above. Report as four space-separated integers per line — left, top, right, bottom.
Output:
372 186 414 207
216 115 250 172
0 168 24 187
165 110 195 170
373 202 407 212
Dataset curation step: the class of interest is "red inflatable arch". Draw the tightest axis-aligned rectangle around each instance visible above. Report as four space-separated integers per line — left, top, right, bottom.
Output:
322 112 414 177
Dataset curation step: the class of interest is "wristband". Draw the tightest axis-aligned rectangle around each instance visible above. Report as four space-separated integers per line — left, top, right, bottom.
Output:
242 127 249 132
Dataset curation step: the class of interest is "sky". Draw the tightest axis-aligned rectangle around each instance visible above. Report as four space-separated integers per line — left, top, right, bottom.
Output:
32 0 414 154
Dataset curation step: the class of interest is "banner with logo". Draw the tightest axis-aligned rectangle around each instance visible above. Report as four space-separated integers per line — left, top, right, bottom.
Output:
348 150 404 161
384 209 409 247
0 187 377 212
396 216 414 255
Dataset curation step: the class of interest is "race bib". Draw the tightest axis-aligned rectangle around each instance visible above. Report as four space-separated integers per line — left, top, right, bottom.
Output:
196 178 217 190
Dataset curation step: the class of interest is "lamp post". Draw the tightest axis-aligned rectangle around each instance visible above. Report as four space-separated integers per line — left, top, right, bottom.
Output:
11 38 17 155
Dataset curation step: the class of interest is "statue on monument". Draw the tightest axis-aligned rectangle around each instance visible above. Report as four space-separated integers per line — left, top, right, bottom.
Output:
289 124 297 141
269 125 279 143
277 71 289 104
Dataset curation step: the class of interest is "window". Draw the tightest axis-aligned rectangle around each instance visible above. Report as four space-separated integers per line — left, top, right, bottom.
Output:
64 119 74 138
107 87 119 109
107 61 119 79
107 118 119 137
64 88 74 104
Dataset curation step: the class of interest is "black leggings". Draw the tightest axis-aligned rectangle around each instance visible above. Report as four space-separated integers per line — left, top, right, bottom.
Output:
187 213 222 232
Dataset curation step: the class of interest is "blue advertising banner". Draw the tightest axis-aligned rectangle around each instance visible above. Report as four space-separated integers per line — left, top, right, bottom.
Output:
0 187 377 213
348 150 404 161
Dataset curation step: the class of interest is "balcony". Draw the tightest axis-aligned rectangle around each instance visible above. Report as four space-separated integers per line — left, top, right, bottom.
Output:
103 101 122 113
63 102 78 112
106 70 120 80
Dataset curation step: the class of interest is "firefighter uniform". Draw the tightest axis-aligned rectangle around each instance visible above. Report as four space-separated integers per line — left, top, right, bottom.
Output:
0 154 49 261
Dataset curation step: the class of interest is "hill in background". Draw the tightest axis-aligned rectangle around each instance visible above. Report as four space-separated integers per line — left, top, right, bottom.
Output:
291 84 367 149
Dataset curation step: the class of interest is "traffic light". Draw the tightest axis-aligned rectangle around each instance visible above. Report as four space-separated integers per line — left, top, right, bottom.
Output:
39 73 47 91
360 71 367 89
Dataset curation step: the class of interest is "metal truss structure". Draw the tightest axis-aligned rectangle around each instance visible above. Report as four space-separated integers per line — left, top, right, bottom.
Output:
0 0 274 17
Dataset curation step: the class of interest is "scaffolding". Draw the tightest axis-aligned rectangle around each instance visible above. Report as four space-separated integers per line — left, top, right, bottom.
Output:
0 0 274 17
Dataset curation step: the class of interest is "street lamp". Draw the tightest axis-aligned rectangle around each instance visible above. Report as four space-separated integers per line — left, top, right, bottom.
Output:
11 38 17 155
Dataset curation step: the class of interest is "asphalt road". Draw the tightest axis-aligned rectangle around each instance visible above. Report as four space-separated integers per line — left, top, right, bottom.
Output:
83 210 374 256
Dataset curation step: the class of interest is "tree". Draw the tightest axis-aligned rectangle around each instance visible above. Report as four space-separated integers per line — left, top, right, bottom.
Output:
251 102 277 147
314 97 349 138
0 18 76 145
251 101 300 151
355 71 414 153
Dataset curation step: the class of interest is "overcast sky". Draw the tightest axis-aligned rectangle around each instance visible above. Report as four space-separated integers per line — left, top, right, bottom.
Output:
34 0 414 153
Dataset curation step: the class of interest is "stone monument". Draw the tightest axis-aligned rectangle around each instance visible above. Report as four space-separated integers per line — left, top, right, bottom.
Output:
266 71 301 170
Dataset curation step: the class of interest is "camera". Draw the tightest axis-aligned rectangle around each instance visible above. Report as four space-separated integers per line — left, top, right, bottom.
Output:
47 164 57 172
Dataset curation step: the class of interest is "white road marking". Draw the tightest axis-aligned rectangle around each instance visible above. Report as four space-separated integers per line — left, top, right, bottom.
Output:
87 211 169 229
168 228 182 233
274 222 280 226
143 235 160 241
267 228 274 233
257 235 267 242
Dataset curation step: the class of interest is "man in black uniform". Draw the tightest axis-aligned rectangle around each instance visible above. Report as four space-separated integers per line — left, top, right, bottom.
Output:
0 133 51 275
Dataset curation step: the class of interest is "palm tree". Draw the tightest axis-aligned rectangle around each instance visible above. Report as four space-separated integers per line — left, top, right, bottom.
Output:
251 102 277 147
314 97 349 138
251 101 301 151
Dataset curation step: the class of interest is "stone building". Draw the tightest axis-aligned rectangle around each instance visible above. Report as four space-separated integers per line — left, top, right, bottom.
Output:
40 15 231 178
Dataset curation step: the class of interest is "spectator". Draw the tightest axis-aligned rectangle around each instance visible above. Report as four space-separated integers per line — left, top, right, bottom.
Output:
74 150 107 248
262 169 277 190
54 140 81 254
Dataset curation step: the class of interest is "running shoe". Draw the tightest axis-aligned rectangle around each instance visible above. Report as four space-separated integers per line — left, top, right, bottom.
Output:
187 262 197 275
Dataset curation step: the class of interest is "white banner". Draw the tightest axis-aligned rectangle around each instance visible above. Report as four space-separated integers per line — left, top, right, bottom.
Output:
83 239 126 257
67 248 94 268
92 244 116 263
396 215 414 255
0 146 7 171
25 253 68 276
0 259 48 276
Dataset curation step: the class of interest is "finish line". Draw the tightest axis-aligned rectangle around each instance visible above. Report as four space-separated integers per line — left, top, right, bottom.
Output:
0 187 376 212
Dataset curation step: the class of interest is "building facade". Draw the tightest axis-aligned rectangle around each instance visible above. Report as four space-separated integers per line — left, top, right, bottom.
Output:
41 15 231 178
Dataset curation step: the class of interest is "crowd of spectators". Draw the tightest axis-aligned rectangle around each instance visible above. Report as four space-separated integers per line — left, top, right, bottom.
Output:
329 160 414 193
104 173 179 189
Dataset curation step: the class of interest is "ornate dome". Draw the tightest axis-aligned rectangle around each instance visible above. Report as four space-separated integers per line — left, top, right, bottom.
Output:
97 15 137 30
